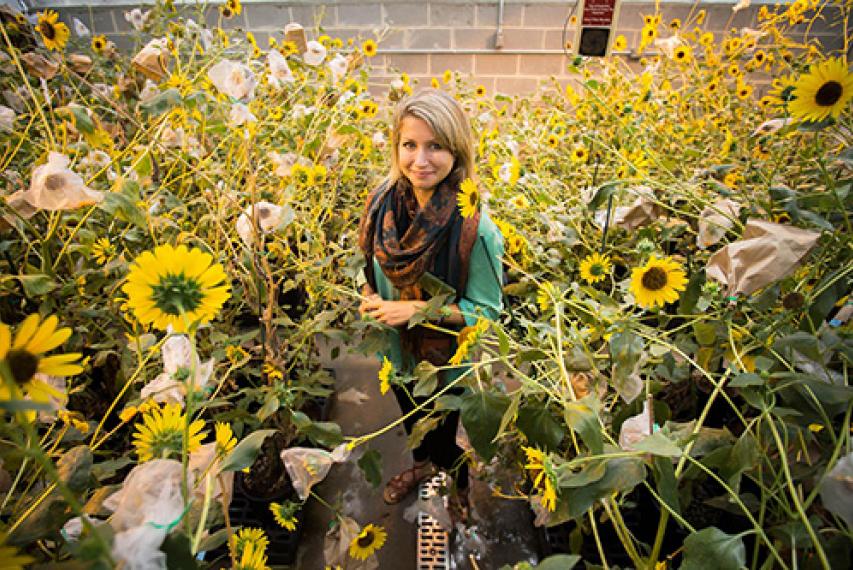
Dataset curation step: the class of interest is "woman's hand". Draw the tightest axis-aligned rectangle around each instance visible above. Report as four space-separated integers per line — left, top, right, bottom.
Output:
361 298 424 327
358 292 381 317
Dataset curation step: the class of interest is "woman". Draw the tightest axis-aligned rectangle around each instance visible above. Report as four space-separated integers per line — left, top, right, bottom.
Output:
357 89 504 523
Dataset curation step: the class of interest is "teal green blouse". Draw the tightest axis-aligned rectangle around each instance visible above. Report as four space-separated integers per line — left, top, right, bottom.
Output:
372 212 505 381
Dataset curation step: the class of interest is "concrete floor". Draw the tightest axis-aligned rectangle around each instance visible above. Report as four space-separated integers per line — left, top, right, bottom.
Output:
289 346 541 569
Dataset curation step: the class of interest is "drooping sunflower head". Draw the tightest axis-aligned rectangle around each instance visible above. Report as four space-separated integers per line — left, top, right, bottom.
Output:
522 446 557 511
122 244 230 333
629 255 688 309
0 315 81 415
37 10 70 52
579 252 612 284
132 402 205 462
789 57 853 123
457 178 480 218
348 523 387 561
231 527 269 559
377 356 393 395
269 501 299 531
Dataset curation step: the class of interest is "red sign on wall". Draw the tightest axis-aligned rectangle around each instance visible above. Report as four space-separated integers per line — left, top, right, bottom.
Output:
582 0 617 27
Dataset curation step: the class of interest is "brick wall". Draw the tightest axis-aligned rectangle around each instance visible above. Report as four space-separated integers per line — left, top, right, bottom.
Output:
27 0 848 95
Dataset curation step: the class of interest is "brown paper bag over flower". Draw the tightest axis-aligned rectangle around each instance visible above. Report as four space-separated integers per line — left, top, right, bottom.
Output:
22 152 104 211
697 198 741 249
131 38 169 81
706 219 820 297
284 22 308 54
615 194 661 231
67 54 93 75
21 52 60 80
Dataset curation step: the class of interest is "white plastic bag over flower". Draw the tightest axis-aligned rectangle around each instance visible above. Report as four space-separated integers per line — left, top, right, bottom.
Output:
207 60 257 101
303 40 327 66
105 459 189 570
236 201 285 247
0 105 14 132
327 54 348 83
141 335 214 407
281 444 350 501
619 400 653 450
125 8 151 32
697 199 741 249
189 443 234 509
654 35 683 58
267 49 294 90
21 152 103 211
72 18 90 37
229 102 257 127
323 516 365 570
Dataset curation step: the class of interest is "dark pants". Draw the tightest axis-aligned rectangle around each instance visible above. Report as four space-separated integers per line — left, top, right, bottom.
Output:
391 382 469 489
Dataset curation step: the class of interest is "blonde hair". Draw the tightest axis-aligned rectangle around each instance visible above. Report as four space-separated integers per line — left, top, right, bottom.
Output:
387 89 475 186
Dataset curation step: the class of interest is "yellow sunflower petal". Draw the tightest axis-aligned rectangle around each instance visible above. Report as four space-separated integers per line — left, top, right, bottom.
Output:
12 314 41 349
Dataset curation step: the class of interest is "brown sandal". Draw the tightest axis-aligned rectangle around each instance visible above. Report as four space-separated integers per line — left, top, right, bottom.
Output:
383 462 437 505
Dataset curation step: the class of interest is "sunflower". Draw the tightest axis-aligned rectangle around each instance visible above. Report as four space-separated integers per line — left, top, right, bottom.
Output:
231 528 269 558
570 144 588 164
269 501 299 531
699 32 715 47
431 77 440 89
37 10 70 52
629 255 687 309
91 34 107 54
612 34 627 51
523 447 558 512
789 57 853 122
91 237 115 265
475 84 487 97
234 541 268 570
579 252 612 284
122 244 230 333
546 133 559 148
221 0 242 17
132 402 206 462
737 83 753 100
536 281 558 312
214 421 237 456
457 178 480 218
377 356 393 395
348 523 387 561
362 39 378 58
673 45 692 64
0 315 81 415
442 69 453 84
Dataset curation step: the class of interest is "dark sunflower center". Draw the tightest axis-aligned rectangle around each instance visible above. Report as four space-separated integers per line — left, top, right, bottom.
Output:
590 263 604 276
151 273 204 315
357 531 374 548
39 21 56 40
468 192 478 206
641 267 668 291
6 348 39 385
815 81 842 107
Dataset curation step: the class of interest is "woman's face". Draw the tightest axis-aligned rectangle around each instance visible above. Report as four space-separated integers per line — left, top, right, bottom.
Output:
397 116 454 194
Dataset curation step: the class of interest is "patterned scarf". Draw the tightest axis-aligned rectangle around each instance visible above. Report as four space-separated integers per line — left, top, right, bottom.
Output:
358 173 479 304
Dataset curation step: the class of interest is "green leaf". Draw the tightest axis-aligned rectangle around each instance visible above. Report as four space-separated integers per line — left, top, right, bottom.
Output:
692 322 717 346
517 349 548 365
681 527 746 570
460 390 511 461
556 458 606 488
496 325 510 357
632 432 682 457
57 446 93 493
563 397 602 454
220 429 276 472
562 457 646 519
357 449 383 489
774 332 821 362
18 274 57 297
412 360 439 397
57 104 95 134
589 181 623 210
292 412 343 448
536 554 581 569
98 181 146 228
652 456 680 515
609 330 644 402
160 532 199 570
140 88 182 117
197 527 230 553
517 402 565 451
729 373 764 387
679 269 705 315
407 415 441 450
